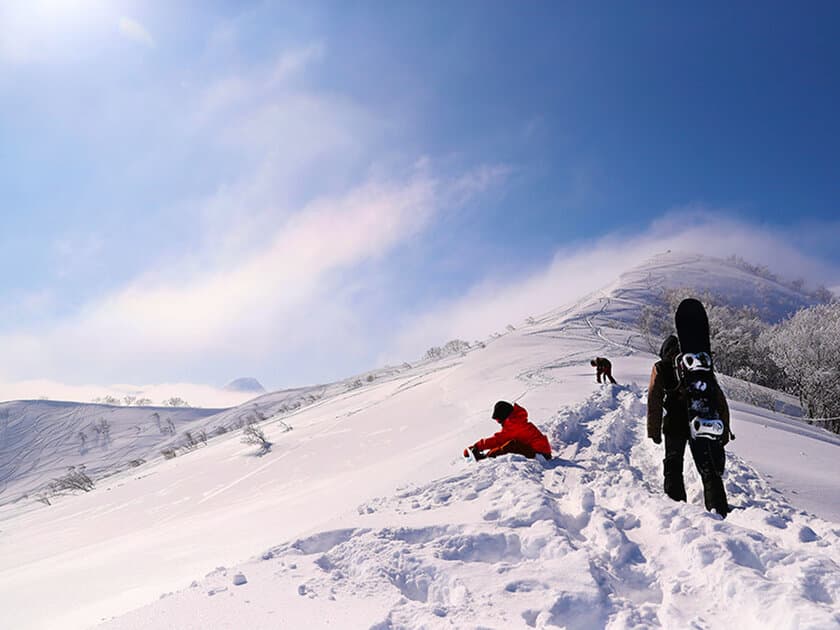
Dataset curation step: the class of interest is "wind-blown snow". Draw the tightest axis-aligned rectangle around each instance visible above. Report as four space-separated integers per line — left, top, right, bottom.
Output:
1 252 838 630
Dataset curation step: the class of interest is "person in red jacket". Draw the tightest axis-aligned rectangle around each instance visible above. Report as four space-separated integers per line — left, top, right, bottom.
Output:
465 401 552 460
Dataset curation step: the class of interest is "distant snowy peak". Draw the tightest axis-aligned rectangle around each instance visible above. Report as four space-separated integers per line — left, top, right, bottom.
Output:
224 378 266 394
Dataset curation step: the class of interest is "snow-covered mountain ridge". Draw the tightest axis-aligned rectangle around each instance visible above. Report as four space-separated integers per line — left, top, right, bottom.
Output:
534 251 821 336
1 252 838 629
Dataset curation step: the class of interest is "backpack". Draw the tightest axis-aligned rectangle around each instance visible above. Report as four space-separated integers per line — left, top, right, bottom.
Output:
657 335 686 420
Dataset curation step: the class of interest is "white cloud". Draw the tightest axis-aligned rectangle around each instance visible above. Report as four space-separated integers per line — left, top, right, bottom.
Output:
449 164 513 206
191 44 328 127
0 171 438 381
270 43 325 82
0 155 510 389
0 31 434 387
188 50 366 175
118 16 155 49
85 173 438 347
182 47 377 256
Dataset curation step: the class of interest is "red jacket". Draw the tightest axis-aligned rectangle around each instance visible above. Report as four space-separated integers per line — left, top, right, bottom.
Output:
475 404 551 456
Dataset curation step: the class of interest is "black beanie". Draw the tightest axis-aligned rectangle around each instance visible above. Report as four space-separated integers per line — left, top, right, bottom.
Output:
492 401 514 421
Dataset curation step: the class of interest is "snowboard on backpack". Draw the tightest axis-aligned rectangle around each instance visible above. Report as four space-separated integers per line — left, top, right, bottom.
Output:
674 298 726 442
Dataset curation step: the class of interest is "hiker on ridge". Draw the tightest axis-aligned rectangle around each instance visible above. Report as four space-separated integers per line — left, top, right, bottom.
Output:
465 401 552 461
591 357 617 384
647 334 731 517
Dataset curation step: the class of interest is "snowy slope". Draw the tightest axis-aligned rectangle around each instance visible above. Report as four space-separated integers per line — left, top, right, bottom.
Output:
103 386 840 630
1 253 839 630
0 367 426 507
0 401 223 504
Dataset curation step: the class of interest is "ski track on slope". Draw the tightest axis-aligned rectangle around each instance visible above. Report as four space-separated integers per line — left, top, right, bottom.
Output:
107 387 840 630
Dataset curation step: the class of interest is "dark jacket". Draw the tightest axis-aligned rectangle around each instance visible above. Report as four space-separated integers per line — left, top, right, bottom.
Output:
593 357 612 372
474 404 552 457
647 336 730 442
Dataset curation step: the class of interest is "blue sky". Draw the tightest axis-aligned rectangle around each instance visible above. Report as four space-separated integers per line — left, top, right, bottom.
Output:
1 1 839 399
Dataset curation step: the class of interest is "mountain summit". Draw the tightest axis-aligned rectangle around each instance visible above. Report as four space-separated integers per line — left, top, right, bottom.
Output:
536 251 820 331
223 377 266 394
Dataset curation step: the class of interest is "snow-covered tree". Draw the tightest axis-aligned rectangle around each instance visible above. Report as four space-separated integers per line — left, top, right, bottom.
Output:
424 339 471 361
164 397 189 407
51 466 94 493
638 304 673 353
761 303 840 428
706 304 784 389
242 422 272 455
638 288 787 391
182 431 198 451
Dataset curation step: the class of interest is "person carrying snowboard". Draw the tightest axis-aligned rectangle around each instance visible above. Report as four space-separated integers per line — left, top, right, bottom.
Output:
647 333 732 517
591 357 617 384
465 401 552 461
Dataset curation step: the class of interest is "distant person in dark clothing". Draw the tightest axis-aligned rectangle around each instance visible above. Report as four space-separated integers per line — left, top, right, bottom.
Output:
465 401 552 461
647 335 731 517
591 357 617 384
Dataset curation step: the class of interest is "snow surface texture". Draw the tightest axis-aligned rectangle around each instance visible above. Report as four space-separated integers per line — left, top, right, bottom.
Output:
1 252 839 629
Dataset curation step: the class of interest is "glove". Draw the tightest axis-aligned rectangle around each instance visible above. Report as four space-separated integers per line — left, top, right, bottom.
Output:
465 446 486 460
650 434 662 445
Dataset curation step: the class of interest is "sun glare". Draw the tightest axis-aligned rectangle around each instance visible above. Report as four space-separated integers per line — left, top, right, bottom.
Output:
1 0 118 61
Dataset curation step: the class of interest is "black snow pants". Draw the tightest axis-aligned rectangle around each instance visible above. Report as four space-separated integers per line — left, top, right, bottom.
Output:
663 431 728 517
